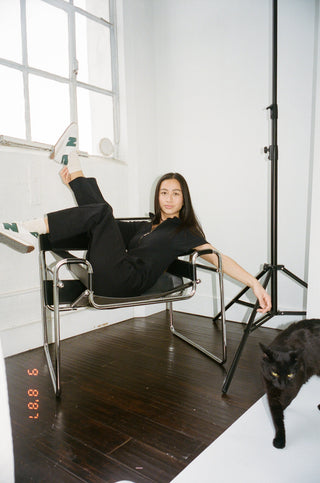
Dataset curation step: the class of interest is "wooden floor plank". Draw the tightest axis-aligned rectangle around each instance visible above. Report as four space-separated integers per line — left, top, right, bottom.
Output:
109 439 187 482
33 429 152 483
6 310 278 482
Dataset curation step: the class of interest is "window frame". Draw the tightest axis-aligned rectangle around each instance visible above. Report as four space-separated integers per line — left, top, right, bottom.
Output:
0 0 120 157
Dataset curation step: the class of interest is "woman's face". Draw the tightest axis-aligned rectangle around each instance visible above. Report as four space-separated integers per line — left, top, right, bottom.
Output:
159 178 184 220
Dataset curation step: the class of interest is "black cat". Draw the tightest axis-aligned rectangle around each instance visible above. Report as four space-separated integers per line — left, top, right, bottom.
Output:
260 318 320 449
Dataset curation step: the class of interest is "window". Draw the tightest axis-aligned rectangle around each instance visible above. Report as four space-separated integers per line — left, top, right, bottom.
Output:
0 0 119 157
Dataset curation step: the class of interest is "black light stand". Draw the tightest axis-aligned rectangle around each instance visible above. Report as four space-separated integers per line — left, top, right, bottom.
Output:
216 0 308 394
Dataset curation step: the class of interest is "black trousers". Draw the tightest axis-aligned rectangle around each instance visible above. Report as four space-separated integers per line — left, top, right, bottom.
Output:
47 177 145 297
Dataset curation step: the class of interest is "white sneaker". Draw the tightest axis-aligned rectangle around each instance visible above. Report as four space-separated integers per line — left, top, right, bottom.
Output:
0 223 37 253
50 122 78 165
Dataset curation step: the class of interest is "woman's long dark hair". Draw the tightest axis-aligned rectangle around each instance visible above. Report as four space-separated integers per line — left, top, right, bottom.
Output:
153 172 205 237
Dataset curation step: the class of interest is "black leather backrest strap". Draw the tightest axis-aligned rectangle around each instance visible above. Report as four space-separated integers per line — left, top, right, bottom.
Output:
167 259 194 280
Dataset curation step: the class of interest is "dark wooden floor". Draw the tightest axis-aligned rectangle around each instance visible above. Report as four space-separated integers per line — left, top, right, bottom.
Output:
6 310 278 483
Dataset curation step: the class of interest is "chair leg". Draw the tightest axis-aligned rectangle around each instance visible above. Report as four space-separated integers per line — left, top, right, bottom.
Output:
167 301 174 329
41 298 61 397
52 282 62 397
168 282 227 365
42 310 61 398
39 251 61 397
168 250 227 364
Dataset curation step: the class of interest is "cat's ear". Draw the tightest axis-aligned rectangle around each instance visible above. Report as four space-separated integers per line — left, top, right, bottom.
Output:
259 343 274 360
289 349 302 362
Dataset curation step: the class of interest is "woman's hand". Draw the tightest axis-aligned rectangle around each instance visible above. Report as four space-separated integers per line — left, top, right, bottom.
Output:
60 167 71 185
251 280 271 314
197 243 272 314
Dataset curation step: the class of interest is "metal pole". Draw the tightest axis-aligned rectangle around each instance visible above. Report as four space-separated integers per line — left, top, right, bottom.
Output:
265 0 278 311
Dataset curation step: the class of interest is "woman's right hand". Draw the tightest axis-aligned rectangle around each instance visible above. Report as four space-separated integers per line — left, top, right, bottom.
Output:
60 167 71 185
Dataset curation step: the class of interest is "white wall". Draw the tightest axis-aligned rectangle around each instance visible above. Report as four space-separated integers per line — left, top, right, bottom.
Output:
307 1 320 319
277 0 317 323
121 0 158 215
150 0 316 327
0 0 317 356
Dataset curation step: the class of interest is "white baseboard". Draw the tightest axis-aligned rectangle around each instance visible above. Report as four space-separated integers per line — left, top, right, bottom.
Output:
1 290 306 358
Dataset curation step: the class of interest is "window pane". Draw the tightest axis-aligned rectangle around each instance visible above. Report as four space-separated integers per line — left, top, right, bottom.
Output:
74 0 109 21
0 0 22 63
76 13 112 91
29 75 70 145
27 0 69 78
0 66 25 138
77 87 114 155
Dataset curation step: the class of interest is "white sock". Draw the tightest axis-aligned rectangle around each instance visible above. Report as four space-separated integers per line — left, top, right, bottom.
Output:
68 151 82 174
21 218 47 235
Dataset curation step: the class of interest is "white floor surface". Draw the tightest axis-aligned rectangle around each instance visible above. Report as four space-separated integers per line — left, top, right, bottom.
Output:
171 377 320 483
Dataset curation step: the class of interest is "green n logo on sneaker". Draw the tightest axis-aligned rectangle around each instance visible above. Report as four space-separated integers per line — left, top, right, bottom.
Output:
3 222 18 232
66 136 77 147
61 154 68 165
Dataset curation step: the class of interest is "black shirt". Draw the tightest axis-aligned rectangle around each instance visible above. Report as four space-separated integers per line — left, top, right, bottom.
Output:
117 217 207 292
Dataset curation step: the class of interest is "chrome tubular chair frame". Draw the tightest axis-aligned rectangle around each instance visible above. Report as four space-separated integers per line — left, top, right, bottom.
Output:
39 229 226 397
168 250 226 365
39 251 93 396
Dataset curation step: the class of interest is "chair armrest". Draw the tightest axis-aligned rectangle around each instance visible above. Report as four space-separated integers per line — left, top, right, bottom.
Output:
167 249 213 280
196 248 223 274
116 217 151 222
193 248 213 257
39 233 89 252
48 251 92 289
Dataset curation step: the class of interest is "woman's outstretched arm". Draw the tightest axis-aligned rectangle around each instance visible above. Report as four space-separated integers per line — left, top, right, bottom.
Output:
196 243 271 314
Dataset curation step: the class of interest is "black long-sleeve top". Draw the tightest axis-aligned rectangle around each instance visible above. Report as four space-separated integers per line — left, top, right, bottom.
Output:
117 217 207 292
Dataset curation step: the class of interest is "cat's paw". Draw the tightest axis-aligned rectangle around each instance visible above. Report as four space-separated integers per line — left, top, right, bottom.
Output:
273 435 286 449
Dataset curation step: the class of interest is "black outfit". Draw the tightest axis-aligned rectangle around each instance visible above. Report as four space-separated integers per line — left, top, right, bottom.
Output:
47 177 207 297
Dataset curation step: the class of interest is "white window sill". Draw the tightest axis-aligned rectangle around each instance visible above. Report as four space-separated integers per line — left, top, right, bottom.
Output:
0 135 126 164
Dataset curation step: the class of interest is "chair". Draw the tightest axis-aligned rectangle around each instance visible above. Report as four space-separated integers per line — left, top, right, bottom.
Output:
39 218 226 397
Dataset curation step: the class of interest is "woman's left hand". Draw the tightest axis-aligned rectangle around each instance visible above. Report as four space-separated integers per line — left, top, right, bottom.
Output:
197 244 272 314
252 281 271 314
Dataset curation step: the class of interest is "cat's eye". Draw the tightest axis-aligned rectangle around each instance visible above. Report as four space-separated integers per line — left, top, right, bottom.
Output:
271 371 279 378
287 373 294 379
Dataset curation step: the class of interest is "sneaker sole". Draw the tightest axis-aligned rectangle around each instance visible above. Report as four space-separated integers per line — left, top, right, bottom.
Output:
50 122 78 161
0 232 34 254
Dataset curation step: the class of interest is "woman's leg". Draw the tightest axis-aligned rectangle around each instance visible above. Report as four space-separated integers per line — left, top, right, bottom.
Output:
60 154 106 206
0 160 106 254
47 203 144 296
52 124 108 206
69 177 107 206
0 203 144 295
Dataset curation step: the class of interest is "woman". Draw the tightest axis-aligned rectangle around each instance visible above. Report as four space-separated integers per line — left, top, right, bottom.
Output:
0 124 271 312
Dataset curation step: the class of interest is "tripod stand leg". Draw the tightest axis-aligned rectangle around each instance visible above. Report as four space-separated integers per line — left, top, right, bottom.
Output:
213 267 268 322
221 303 259 393
281 266 308 288
221 268 273 393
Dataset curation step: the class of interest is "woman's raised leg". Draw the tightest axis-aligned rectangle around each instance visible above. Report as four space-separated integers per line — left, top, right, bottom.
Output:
0 202 142 296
